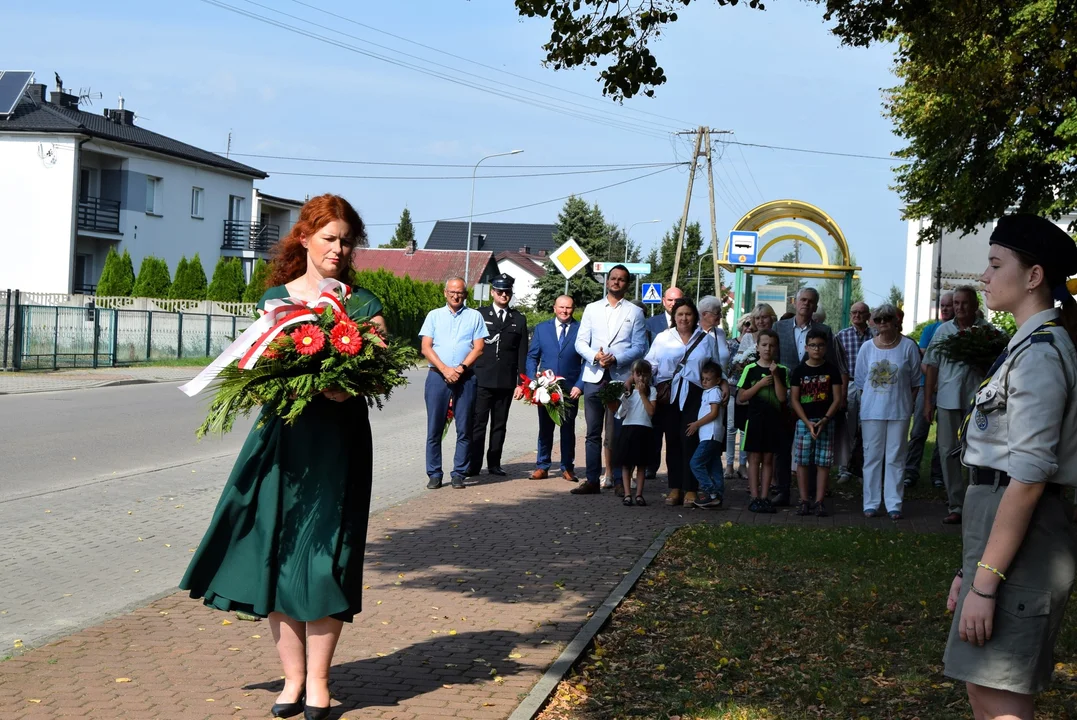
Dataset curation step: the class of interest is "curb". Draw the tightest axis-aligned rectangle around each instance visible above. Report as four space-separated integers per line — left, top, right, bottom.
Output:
507 524 677 720
0 374 196 395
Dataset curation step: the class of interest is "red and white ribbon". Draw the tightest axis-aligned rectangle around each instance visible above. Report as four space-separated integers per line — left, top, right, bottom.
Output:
178 278 350 398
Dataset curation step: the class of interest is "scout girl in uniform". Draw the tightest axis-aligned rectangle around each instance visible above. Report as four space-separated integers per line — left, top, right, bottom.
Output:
943 214 1077 719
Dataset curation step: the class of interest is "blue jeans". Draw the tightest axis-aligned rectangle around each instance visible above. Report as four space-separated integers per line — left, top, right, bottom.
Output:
690 439 725 497
536 397 579 471
425 369 477 480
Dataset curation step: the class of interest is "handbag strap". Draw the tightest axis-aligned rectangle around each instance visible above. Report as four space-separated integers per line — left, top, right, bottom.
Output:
673 331 707 379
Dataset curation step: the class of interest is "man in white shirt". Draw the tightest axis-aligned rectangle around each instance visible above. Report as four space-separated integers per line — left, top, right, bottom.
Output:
571 265 647 494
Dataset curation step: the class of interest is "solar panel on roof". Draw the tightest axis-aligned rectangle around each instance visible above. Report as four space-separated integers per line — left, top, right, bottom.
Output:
0 71 34 117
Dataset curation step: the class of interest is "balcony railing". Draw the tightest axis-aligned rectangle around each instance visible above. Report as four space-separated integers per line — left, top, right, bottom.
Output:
222 221 280 253
77 197 121 234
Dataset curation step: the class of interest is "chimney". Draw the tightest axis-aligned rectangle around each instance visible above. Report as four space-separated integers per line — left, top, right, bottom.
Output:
405 240 417 255
538 249 547 257
49 90 79 110
519 245 530 255
26 83 46 104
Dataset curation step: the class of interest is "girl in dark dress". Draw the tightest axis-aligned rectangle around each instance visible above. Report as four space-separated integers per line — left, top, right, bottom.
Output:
180 194 385 720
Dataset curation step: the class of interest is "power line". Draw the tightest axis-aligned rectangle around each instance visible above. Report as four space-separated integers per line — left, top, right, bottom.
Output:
265 163 686 180
729 132 766 201
365 165 680 226
199 0 674 141
219 151 678 169
725 139 894 161
284 0 701 131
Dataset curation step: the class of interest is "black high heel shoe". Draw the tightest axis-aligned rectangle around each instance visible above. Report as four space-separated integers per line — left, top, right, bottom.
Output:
270 692 305 719
304 705 331 720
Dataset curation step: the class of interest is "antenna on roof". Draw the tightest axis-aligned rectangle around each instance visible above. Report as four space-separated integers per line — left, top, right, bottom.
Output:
77 87 102 107
226 129 232 158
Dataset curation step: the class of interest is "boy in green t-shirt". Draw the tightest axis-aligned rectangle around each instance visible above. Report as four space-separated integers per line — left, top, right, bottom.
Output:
737 329 788 513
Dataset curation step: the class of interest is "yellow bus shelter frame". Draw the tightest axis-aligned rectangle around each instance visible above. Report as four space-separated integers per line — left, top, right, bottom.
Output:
717 200 862 330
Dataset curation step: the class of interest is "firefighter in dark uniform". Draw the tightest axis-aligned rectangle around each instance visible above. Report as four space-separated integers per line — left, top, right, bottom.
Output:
469 273 529 477
943 214 1077 718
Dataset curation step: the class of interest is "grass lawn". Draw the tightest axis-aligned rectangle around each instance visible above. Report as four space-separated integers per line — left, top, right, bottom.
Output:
123 356 211 367
538 524 1077 720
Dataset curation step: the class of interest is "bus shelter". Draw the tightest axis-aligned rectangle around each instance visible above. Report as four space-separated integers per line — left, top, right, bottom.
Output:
717 200 861 331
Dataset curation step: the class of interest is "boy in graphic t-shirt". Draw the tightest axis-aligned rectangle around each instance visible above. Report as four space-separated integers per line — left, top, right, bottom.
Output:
790 328 843 517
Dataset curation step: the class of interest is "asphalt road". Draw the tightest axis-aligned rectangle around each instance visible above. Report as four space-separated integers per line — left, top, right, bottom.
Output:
0 369 546 650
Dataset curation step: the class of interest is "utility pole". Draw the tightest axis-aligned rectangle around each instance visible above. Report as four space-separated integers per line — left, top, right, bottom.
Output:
703 128 724 328
671 127 732 309
670 129 703 289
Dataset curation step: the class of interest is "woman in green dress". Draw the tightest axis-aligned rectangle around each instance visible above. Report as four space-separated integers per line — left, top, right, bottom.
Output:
180 194 385 720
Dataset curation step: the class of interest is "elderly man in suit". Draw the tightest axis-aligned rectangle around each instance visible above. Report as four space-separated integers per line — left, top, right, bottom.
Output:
571 264 648 495
773 287 834 505
527 295 585 481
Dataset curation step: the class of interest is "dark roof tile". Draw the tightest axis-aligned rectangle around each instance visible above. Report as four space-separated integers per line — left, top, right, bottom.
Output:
424 221 556 254
2 97 265 178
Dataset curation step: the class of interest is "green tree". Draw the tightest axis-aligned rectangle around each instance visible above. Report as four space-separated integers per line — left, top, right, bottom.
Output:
887 283 904 309
818 252 865 329
97 248 136 296
533 196 610 309
513 0 934 100
169 255 208 300
382 208 417 249
132 256 172 298
888 0 1077 243
243 258 270 303
650 221 705 299
206 257 246 302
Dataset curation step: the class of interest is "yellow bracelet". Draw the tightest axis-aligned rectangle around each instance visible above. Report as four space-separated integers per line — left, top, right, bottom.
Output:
977 561 1007 581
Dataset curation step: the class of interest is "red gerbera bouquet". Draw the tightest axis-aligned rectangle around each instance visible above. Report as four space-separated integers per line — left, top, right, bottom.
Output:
181 279 418 437
518 369 568 426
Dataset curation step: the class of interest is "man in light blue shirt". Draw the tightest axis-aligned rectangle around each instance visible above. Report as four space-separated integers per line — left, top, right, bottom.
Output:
420 277 488 490
571 265 647 494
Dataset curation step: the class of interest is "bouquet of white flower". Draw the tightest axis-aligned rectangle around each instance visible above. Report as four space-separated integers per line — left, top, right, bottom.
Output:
517 369 568 425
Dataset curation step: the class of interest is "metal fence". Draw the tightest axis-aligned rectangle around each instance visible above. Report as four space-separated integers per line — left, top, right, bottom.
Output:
1 290 253 370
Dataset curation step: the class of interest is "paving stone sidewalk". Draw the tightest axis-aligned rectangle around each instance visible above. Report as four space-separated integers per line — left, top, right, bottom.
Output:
0 366 201 394
1 439 957 720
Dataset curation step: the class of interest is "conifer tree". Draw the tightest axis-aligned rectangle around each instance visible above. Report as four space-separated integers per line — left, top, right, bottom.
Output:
132 256 172 298
382 208 417 248
243 258 270 303
206 257 246 302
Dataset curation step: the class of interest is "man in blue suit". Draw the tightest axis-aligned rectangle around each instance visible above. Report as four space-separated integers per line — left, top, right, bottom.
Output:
526 295 584 481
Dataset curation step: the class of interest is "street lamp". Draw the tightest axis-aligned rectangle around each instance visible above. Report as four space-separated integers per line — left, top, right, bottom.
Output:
624 219 661 263
696 248 712 303
465 149 524 286
624 219 659 301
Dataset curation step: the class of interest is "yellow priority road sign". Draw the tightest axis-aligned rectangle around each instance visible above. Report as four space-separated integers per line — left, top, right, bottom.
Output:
549 238 590 279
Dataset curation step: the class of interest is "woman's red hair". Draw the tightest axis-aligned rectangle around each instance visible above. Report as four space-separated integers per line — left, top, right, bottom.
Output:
266 194 367 288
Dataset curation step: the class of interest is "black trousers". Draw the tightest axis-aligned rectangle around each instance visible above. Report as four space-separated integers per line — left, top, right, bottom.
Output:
774 413 795 492
658 383 703 492
470 387 513 472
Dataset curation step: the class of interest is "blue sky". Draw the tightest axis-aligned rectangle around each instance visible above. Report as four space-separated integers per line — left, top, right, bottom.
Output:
10 0 906 304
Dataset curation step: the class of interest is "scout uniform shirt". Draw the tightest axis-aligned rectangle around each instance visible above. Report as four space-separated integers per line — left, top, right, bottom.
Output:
961 308 1077 486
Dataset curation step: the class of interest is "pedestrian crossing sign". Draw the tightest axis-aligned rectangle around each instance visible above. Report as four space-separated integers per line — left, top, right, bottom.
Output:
642 282 662 303
549 237 590 279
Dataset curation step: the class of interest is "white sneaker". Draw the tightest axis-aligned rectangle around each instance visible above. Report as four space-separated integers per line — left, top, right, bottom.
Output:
600 476 614 489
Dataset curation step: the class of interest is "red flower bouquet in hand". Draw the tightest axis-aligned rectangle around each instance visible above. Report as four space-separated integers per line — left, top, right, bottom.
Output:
182 279 418 437
517 369 568 426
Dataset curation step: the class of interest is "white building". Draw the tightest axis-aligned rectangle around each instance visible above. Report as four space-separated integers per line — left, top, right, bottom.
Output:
0 78 267 294
902 213 1077 332
495 250 547 306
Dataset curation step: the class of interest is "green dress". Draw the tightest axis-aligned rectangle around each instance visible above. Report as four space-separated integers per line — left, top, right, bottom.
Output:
180 285 383 622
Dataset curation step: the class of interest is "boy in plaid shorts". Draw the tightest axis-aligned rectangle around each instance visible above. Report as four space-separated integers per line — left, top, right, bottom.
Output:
790 328 842 517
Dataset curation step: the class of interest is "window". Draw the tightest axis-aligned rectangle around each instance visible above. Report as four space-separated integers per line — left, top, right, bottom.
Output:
146 176 162 215
191 187 204 218
228 194 244 222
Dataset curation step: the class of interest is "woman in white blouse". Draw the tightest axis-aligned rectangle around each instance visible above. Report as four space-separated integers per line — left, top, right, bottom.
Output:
854 303 922 520
645 297 723 506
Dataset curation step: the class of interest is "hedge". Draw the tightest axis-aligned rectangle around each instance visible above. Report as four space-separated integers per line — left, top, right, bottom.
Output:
132 256 172 298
